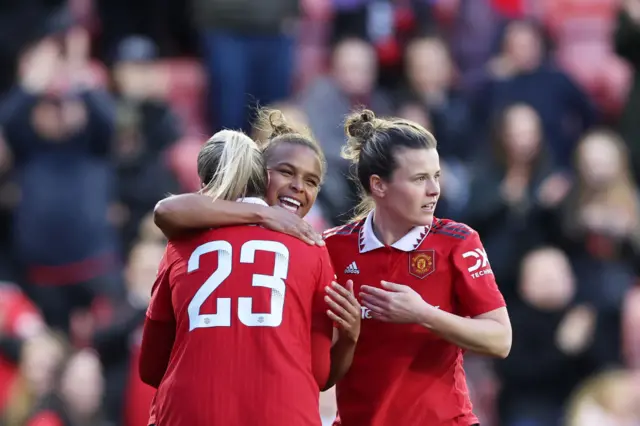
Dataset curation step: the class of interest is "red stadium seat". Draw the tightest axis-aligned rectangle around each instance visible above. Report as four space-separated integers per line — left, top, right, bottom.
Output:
543 0 632 115
166 137 203 192
156 59 208 137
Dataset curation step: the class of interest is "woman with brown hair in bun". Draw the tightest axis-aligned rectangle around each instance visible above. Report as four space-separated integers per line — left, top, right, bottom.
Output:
321 109 511 426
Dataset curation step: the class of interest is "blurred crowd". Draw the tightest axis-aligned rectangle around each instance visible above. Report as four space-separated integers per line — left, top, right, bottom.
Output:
0 0 640 425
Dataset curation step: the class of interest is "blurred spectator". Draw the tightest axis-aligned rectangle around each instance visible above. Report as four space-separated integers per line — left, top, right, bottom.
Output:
0 30 122 332
300 37 392 224
623 286 640 368
0 0 70 94
23 349 107 426
465 103 566 298
395 99 433 131
545 130 640 273
193 0 299 132
91 239 164 426
476 19 597 168
495 248 601 426
0 132 17 282
615 0 640 184
541 132 639 372
565 369 640 426
0 283 45 417
546 0 630 118
97 0 194 60
330 0 435 87
3 330 67 426
404 36 476 162
111 36 182 255
449 0 510 93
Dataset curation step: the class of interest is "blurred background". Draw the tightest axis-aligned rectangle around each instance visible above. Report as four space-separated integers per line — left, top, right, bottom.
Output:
0 0 640 425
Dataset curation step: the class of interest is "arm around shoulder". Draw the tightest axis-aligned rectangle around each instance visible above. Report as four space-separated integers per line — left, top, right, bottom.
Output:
154 193 270 239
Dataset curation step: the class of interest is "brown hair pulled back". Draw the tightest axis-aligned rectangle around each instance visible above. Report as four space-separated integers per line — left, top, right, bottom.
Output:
342 109 438 219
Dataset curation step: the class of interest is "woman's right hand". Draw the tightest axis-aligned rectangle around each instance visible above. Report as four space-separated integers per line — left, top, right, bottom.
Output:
325 280 361 343
262 206 324 246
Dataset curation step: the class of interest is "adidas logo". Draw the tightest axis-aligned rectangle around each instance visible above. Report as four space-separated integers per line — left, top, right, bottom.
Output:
344 261 360 274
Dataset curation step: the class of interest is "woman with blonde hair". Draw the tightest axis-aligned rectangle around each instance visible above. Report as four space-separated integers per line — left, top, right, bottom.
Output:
565 369 640 426
546 129 640 284
568 129 640 247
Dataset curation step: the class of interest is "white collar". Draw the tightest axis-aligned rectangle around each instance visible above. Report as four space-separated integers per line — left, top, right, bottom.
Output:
236 197 269 207
359 210 430 253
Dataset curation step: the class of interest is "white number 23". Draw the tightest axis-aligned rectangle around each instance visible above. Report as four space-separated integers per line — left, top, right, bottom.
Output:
187 240 289 331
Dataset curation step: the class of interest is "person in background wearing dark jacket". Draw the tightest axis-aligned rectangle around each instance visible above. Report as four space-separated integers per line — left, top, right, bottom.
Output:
0 29 123 333
23 349 108 426
614 0 640 184
91 238 165 426
111 35 182 255
193 0 299 132
475 20 597 169
465 103 569 301
496 248 606 426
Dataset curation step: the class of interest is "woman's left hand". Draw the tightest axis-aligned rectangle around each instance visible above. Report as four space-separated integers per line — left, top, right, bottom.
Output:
360 281 430 323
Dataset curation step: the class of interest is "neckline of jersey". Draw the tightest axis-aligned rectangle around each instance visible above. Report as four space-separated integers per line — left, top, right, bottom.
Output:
236 197 269 207
359 210 431 253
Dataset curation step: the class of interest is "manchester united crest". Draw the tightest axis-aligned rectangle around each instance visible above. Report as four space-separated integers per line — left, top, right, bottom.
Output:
409 250 435 279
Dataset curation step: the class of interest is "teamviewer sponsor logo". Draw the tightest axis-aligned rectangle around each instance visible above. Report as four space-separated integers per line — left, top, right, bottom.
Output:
462 248 492 279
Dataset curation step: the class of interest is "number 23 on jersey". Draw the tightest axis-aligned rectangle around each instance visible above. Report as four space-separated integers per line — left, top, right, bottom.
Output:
187 240 290 331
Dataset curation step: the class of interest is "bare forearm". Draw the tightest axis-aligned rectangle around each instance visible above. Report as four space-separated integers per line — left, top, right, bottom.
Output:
419 306 511 358
154 194 268 238
324 337 357 391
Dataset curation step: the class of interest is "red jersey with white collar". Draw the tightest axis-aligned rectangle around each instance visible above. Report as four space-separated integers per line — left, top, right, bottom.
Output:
323 212 506 426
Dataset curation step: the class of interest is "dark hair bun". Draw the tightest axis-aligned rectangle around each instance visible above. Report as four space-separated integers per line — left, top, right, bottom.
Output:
342 109 377 162
345 109 376 139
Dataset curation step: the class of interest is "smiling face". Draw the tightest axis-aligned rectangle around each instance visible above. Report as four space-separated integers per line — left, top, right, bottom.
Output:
371 147 440 227
265 143 323 218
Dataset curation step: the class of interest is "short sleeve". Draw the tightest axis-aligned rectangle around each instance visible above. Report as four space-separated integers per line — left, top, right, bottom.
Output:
310 246 335 388
452 230 506 318
146 248 175 323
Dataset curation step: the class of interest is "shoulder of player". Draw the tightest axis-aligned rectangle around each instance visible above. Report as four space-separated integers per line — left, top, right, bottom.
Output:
430 218 478 245
164 229 221 260
322 219 365 241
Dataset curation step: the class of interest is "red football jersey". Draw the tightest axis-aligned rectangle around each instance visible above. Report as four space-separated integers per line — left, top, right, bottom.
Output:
324 212 506 426
147 214 334 426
